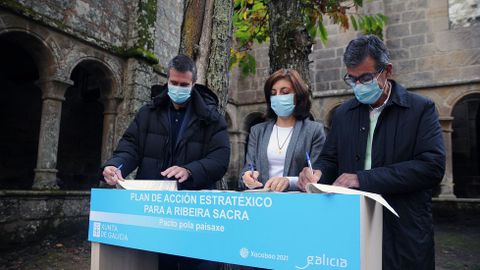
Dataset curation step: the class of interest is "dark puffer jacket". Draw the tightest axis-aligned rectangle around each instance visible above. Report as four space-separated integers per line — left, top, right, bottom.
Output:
104 84 230 190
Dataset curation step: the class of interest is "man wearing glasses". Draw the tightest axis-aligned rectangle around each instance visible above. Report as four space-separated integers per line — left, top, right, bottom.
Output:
299 35 445 270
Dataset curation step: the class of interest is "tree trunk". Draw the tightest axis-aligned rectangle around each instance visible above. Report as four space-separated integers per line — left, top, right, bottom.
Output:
179 0 206 58
267 0 313 87
206 0 233 113
179 0 232 113
207 0 233 192
195 0 214 85
178 0 233 193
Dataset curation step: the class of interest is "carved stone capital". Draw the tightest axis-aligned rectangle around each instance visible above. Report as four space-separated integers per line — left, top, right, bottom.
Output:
439 116 454 133
36 77 74 101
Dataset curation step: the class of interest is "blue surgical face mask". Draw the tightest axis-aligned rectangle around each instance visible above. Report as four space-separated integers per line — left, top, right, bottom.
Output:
271 94 295 117
168 84 192 104
352 79 383 105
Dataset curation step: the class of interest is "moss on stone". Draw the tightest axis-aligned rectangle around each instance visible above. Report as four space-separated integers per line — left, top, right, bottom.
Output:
135 0 157 50
0 0 70 31
125 47 159 64
0 0 161 66
0 0 35 17
153 64 168 76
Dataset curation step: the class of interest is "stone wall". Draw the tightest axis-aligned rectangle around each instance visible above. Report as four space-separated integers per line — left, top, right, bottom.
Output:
154 0 184 69
0 0 185 244
228 0 480 118
229 45 270 106
227 0 480 196
384 0 480 88
0 190 90 249
1 0 130 47
449 0 480 28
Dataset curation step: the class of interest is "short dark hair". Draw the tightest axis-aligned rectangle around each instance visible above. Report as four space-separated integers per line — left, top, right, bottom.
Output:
167 54 197 81
264 68 311 120
343 35 390 71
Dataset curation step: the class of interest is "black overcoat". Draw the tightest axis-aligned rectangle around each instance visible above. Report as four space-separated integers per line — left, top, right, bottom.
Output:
315 80 445 270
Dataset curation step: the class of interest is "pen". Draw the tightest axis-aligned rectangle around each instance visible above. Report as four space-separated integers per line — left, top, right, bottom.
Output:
248 163 262 189
249 162 260 182
116 164 124 181
306 152 314 175
248 163 255 177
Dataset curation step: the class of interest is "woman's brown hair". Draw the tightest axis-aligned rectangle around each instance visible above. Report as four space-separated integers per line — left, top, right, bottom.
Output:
263 68 312 120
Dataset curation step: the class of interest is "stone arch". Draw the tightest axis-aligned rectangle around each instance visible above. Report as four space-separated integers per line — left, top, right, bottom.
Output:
0 27 61 80
447 89 480 117
324 103 342 133
224 104 237 131
56 59 121 189
66 56 122 98
0 31 46 189
309 110 320 122
242 111 266 133
451 93 480 198
225 112 233 130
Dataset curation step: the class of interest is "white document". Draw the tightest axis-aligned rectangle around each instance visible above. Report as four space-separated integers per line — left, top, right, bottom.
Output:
306 183 399 217
116 180 178 191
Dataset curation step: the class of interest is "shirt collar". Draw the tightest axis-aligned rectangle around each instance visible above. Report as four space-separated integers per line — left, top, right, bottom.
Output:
369 81 391 113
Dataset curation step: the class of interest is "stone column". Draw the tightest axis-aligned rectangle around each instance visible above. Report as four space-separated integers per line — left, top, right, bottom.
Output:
226 131 238 188
100 97 121 164
438 116 456 198
33 78 73 189
236 131 249 180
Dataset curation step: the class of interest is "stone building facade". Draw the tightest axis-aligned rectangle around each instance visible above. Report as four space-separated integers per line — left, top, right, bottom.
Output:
226 0 480 198
0 0 478 248
0 0 184 190
0 0 184 246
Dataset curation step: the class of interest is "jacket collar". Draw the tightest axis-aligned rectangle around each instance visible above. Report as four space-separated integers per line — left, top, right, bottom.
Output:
151 83 220 123
348 79 410 110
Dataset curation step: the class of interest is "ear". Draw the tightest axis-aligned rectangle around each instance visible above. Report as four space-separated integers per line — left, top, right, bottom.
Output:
385 63 393 78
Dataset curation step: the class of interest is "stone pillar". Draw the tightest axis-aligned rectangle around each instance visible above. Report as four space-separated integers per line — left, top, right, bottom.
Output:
226 131 238 188
101 97 122 164
438 116 456 198
234 131 249 185
33 78 73 189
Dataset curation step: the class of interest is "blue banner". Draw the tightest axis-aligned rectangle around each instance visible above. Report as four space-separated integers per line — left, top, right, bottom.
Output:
88 189 361 269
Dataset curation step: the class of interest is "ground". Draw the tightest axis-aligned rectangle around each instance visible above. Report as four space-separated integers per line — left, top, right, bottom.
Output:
0 217 479 270
0 233 90 270
435 215 480 270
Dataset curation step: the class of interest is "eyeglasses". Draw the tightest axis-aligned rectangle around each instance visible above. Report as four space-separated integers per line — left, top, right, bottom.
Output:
343 69 384 87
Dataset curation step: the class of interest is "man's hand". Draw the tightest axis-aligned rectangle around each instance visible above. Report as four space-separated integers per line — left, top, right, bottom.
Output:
298 167 322 192
242 171 263 189
103 166 124 186
265 177 289 192
161 166 191 183
333 173 359 188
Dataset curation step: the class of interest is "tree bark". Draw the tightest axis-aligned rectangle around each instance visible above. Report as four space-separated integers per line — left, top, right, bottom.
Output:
195 0 214 85
206 0 233 114
179 0 206 58
179 0 232 113
267 0 313 87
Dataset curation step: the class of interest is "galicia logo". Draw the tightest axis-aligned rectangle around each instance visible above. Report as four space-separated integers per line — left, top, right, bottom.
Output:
93 222 101 238
295 254 348 269
240 248 249 258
